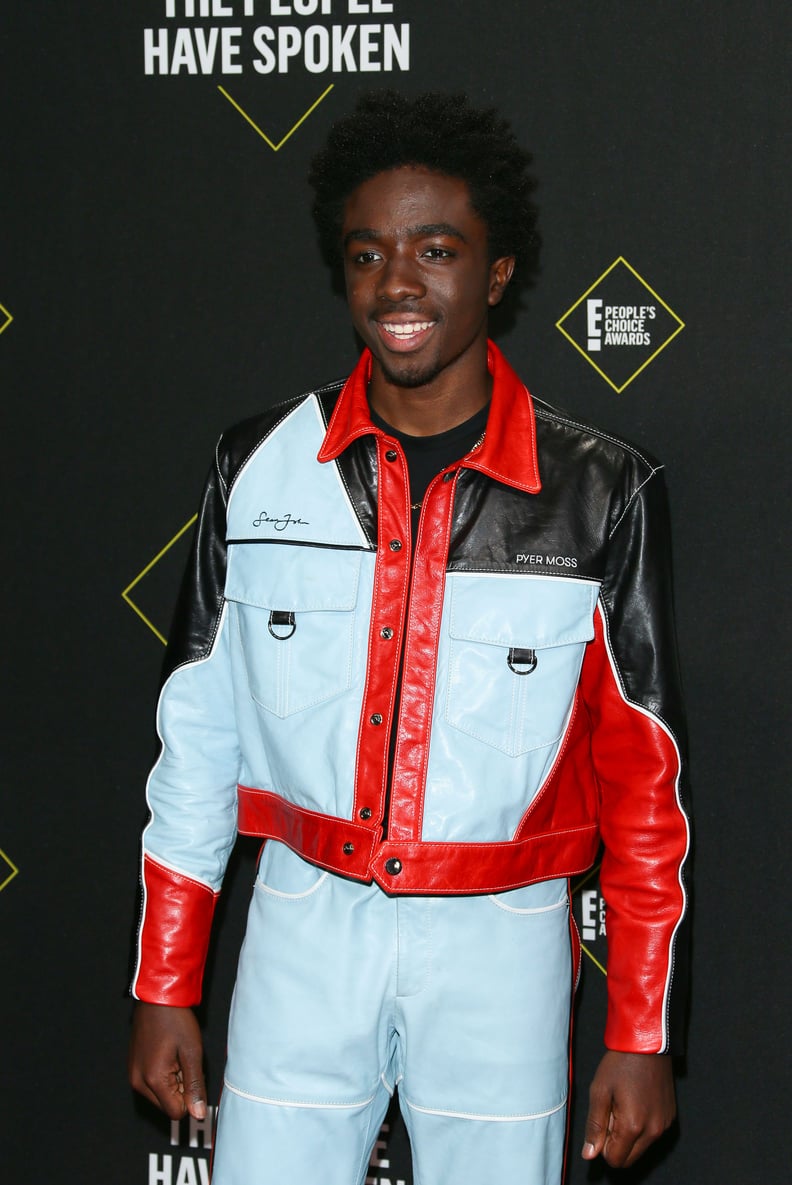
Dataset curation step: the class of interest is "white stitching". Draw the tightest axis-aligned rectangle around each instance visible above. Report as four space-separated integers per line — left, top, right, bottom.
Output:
254 870 329 900
487 894 568 915
223 1079 377 1109
608 466 664 540
401 1092 567 1122
532 401 657 470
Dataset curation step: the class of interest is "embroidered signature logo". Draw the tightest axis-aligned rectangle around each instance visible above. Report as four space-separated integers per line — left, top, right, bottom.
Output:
252 511 310 531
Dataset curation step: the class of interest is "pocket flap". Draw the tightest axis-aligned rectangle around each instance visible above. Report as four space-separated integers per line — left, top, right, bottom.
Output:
226 543 361 611
449 574 596 649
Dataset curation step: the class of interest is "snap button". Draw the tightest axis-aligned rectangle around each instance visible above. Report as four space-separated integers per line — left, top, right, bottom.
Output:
389 539 403 552
380 626 394 640
385 449 398 461
370 713 383 725
385 858 403 876
343 842 355 855
359 807 372 820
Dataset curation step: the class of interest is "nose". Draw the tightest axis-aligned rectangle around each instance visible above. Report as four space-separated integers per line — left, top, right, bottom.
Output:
376 253 426 302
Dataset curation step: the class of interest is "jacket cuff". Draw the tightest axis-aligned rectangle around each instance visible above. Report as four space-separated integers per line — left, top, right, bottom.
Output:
132 855 218 1006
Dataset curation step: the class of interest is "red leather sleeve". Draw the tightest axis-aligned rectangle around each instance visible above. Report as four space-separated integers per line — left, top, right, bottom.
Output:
132 855 219 1006
580 461 691 1054
580 609 689 1052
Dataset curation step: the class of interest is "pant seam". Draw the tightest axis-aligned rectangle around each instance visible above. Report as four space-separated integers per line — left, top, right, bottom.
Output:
223 1077 377 1110
400 1090 568 1122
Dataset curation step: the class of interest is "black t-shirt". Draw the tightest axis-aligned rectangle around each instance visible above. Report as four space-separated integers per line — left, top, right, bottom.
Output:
371 403 489 541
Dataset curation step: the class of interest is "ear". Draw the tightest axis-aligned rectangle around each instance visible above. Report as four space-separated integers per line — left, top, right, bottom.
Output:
488 256 516 307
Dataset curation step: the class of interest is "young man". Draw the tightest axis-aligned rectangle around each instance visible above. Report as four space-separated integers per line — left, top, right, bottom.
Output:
129 92 690 1184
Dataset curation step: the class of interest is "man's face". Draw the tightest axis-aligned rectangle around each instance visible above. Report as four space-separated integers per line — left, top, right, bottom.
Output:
341 167 514 392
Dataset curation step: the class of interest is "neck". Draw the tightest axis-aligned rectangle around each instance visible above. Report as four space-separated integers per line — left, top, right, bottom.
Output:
367 350 492 437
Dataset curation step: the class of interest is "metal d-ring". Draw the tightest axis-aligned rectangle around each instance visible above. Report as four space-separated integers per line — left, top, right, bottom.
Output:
268 610 296 640
507 646 538 675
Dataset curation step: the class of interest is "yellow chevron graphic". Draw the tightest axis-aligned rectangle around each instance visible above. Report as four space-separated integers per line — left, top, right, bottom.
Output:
218 83 334 152
0 302 13 336
0 848 19 893
122 515 197 646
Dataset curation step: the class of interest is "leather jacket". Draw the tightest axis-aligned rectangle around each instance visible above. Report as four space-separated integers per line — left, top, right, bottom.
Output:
132 341 690 1055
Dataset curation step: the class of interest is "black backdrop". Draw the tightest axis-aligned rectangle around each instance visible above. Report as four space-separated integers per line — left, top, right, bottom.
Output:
2 4 789 1182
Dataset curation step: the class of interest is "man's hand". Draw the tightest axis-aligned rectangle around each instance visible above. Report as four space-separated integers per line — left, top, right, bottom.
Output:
582 1050 676 1168
128 1002 207 1120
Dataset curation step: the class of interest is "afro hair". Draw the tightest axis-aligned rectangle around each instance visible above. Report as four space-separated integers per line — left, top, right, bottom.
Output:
308 90 541 297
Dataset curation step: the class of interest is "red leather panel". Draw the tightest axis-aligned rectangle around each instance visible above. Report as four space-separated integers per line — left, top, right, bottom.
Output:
580 606 688 1052
133 855 218 1006
237 783 599 894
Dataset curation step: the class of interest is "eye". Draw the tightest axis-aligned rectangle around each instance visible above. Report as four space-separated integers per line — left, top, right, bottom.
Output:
422 246 454 260
351 249 381 265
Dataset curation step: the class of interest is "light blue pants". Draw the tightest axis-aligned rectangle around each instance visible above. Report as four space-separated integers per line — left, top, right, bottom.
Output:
212 841 573 1185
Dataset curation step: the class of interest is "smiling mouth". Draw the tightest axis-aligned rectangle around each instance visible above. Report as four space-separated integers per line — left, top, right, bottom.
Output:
380 320 435 337
376 319 437 349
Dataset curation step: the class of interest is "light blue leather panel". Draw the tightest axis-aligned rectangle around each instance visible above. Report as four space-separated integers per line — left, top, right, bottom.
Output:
226 395 370 549
421 573 598 842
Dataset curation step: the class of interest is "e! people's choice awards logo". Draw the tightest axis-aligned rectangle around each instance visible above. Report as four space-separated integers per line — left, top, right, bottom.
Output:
556 257 684 393
572 869 607 977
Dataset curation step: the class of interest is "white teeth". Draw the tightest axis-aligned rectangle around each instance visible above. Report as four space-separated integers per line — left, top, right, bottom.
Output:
381 321 434 337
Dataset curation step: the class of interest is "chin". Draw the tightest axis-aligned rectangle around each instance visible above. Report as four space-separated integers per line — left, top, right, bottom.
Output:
379 357 443 389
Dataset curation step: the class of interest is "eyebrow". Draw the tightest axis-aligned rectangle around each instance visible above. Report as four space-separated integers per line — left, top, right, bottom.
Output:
343 222 469 248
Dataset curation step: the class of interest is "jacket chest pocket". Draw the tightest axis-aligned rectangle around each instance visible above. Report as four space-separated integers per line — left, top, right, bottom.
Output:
226 543 362 718
444 574 596 757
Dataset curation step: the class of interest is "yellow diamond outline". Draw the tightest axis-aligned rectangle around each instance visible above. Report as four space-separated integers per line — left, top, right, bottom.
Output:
0 302 13 336
572 863 607 976
556 256 685 393
218 83 334 152
121 515 198 646
0 847 19 893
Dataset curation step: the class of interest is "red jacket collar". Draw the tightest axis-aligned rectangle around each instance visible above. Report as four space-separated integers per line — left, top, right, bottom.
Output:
317 340 541 494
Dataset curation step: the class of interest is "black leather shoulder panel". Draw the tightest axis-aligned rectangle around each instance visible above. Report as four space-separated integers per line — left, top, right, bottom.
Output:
449 399 660 581
315 384 378 548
